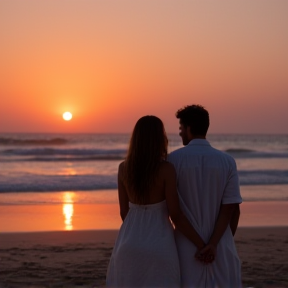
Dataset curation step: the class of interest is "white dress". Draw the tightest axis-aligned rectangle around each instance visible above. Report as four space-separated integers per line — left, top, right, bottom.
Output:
106 200 180 288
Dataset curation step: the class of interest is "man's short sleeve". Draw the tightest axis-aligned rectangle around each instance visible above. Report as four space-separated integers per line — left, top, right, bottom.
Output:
222 158 242 204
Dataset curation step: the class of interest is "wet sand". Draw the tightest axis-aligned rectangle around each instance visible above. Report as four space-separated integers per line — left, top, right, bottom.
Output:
0 227 288 288
1 201 288 233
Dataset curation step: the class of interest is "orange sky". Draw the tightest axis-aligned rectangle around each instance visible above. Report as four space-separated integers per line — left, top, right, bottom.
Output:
0 0 287 133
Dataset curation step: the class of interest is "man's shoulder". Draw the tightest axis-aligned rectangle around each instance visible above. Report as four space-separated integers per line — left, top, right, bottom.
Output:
169 146 186 156
210 146 237 165
168 146 187 161
168 144 236 164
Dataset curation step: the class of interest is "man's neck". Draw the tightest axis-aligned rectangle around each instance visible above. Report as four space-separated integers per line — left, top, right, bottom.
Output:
190 135 206 141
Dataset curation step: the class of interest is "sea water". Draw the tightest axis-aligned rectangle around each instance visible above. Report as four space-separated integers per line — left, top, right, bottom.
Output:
0 133 288 205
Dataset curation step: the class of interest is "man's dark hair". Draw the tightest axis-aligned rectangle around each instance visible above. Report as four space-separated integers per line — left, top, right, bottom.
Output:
176 105 209 136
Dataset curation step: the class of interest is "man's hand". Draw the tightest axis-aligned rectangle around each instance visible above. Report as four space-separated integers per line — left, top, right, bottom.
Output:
195 244 217 264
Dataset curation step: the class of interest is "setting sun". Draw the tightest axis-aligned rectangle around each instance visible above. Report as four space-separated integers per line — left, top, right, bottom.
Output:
63 112 72 121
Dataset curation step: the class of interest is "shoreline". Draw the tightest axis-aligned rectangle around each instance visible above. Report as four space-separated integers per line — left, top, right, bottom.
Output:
0 227 288 287
0 200 288 233
0 224 287 235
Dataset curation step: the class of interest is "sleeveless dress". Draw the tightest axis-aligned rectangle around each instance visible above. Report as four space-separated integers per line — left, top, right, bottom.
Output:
106 200 180 288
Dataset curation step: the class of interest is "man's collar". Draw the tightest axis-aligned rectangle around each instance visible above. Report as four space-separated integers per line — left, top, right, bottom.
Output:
187 139 211 146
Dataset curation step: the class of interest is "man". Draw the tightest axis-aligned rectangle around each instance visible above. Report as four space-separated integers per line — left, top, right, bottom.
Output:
168 105 242 288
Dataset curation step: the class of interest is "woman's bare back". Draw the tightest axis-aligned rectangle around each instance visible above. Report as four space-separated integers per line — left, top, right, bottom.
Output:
119 161 174 205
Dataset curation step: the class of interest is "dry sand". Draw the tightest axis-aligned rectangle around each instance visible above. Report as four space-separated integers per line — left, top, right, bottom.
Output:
0 227 288 288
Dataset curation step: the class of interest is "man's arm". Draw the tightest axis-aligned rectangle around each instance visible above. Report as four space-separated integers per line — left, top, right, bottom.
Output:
197 157 242 263
209 203 238 245
196 203 238 263
209 158 241 242
230 204 240 236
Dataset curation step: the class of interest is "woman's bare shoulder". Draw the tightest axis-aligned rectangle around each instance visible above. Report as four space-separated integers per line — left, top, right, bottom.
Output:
118 161 125 169
118 161 126 177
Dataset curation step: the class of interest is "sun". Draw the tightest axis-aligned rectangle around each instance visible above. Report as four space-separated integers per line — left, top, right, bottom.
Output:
63 112 72 121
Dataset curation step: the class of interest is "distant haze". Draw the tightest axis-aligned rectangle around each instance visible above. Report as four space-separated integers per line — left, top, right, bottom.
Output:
0 0 287 133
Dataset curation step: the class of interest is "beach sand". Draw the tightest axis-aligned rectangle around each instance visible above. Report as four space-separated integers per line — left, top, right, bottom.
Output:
0 227 288 288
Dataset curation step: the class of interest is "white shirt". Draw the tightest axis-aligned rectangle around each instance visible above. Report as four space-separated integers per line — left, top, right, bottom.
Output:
168 139 242 288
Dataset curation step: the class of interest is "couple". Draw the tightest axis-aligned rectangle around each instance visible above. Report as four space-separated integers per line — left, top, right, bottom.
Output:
106 105 242 288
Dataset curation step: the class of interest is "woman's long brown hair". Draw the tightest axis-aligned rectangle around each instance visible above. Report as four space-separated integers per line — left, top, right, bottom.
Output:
124 116 168 204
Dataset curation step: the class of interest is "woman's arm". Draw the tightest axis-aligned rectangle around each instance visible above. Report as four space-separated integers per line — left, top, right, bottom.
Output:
164 162 205 250
118 162 129 221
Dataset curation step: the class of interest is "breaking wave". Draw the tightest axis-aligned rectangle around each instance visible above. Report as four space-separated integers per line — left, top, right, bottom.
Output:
0 169 287 193
0 137 67 145
1 148 126 161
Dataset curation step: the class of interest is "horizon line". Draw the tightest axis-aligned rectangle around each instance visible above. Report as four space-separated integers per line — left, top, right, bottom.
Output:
0 132 287 135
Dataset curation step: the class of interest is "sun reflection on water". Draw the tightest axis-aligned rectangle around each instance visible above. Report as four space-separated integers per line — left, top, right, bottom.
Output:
59 167 77 175
62 192 74 230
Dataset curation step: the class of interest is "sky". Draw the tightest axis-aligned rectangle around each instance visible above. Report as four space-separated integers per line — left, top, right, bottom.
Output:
0 0 287 134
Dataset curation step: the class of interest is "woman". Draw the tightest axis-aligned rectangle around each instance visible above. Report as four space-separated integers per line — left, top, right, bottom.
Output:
106 116 205 288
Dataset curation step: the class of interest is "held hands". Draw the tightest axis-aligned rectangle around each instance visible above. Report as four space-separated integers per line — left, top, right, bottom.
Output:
195 243 217 264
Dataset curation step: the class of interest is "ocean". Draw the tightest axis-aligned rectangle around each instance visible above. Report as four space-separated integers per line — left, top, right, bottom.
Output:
0 133 288 205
